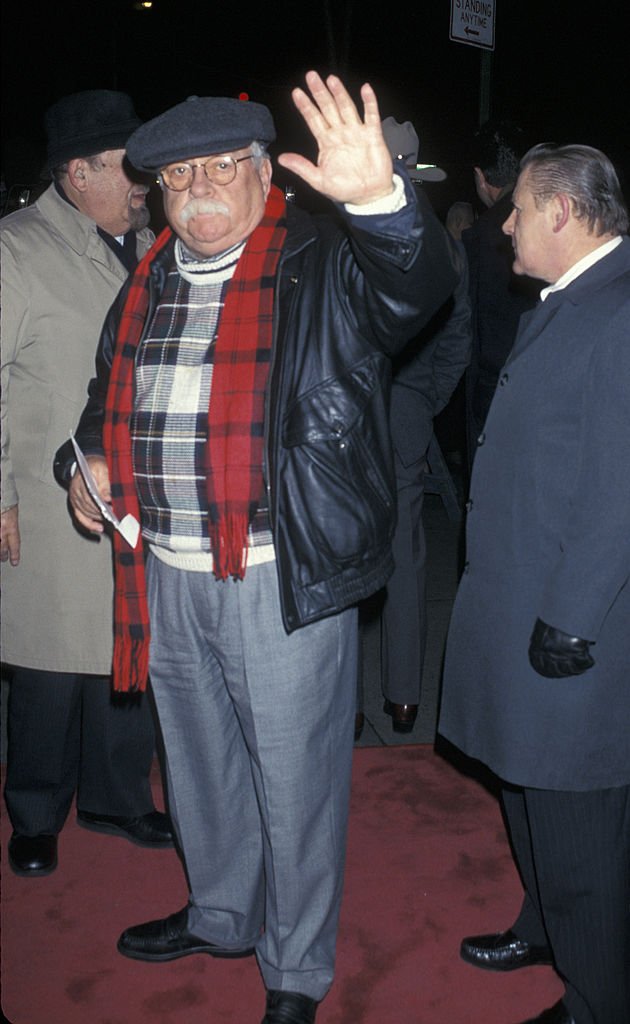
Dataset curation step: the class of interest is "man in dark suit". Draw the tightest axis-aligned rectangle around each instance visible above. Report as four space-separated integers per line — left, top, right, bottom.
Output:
358 116 471 736
462 120 539 473
377 247 470 733
439 144 630 1024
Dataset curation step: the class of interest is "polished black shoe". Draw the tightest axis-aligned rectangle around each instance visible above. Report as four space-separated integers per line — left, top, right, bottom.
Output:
117 905 256 962
8 833 58 877
262 990 318 1023
383 699 418 733
77 809 174 847
460 928 553 971
518 1000 575 1023
354 712 365 741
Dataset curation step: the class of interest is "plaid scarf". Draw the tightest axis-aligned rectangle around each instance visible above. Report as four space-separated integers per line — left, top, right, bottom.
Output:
104 185 287 691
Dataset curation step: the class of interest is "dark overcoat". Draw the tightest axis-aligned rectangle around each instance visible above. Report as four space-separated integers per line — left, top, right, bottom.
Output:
439 237 630 790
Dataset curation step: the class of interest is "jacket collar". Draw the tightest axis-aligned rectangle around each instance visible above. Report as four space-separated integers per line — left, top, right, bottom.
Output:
36 183 129 278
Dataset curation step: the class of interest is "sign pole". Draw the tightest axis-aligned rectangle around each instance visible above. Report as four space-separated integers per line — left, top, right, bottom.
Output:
479 49 493 125
450 0 496 123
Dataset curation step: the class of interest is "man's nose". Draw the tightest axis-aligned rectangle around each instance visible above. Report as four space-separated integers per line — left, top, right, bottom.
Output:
502 211 515 235
189 165 215 196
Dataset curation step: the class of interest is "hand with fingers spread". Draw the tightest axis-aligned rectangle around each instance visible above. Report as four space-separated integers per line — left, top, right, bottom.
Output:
278 71 394 207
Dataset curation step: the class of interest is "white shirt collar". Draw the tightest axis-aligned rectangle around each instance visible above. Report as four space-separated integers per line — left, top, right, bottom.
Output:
540 236 622 301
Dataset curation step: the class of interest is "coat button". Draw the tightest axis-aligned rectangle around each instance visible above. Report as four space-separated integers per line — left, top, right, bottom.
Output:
463 560 470 574
465 499 473 513
477 432 486 446
499 372 509 386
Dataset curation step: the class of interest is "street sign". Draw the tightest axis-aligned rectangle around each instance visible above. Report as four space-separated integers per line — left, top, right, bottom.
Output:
450 0 495 51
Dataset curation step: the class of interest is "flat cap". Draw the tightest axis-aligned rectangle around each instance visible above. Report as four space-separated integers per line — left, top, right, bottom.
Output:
126 96 276 172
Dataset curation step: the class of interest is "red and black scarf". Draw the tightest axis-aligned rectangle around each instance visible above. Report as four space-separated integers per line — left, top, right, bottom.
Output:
104 184 287 691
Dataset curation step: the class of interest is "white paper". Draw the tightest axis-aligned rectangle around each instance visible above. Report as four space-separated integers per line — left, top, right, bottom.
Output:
70 435 140 549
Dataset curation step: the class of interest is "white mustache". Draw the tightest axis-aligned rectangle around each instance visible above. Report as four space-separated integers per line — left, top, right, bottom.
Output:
180 198 230 224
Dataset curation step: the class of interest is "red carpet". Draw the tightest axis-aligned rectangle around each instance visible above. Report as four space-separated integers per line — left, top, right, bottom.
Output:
1 747 562 1023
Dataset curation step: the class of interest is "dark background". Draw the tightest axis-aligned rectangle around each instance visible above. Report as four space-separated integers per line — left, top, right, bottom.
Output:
2 0 628 219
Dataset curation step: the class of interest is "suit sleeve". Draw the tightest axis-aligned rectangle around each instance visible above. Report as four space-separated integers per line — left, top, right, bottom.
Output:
427 242 472 416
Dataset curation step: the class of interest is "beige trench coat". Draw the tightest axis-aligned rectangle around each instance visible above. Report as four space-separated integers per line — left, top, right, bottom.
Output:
1 184 153 673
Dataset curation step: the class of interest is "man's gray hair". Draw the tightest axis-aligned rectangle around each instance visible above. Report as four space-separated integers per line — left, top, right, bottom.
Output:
250 140 270 171
520 143 628 236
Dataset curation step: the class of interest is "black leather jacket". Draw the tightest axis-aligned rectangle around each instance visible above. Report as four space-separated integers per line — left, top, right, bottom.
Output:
55 183 457 631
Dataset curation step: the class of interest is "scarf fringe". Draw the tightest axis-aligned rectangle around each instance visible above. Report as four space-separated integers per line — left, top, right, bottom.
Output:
210 512 250 580
111 636 150 693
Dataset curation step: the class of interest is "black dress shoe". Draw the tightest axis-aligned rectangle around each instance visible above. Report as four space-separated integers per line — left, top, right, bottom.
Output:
77 809 174 847
8 833 58 877
354 712 365 741
117 905 255 962
518 1000 575 1023
383 699 418 733
262 990 318 1023
460 928 553 971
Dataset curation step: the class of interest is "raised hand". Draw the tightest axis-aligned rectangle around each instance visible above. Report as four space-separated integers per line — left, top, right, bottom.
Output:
278 71 394 206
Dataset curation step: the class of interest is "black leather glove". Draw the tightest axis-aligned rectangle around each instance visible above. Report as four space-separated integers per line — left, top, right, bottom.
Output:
528 617 595 678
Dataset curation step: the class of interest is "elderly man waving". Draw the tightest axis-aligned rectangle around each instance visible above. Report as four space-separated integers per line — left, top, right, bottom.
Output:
56 71 456 1023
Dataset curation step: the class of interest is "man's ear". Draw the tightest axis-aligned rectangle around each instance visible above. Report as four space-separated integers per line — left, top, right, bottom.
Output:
259 157 273 200
66 158 89 191
473 166 493 208
552 193 571 233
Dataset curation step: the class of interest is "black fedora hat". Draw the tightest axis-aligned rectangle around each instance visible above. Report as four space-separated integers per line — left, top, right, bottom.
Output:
44 89 142 173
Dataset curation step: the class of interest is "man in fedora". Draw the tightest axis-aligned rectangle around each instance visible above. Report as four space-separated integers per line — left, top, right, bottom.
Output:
58 72 456 1022
1 89 172 878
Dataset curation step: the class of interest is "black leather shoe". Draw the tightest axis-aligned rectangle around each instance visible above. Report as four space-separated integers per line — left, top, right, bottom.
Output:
77 809 174 847
383 699 418 733
117 905 255 962
8 833 58 876
460 928 553 971
354 712 365 741
518 1000 576 1023
262 990 318 1023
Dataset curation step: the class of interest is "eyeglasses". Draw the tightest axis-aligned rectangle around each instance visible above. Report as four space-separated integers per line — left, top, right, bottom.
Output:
158 154 254 191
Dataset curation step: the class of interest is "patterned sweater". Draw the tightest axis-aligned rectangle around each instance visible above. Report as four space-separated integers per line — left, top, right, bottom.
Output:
130 239 274 572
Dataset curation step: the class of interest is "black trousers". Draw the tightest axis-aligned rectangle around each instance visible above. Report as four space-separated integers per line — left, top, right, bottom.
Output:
380 454 428 705
502 783 630 1024
4 667 157 835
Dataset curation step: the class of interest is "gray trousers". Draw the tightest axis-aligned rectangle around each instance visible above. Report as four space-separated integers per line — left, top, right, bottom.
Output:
146 554 357 1001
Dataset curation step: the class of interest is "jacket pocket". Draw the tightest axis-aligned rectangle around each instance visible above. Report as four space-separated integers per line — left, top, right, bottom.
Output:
280 356 395 569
